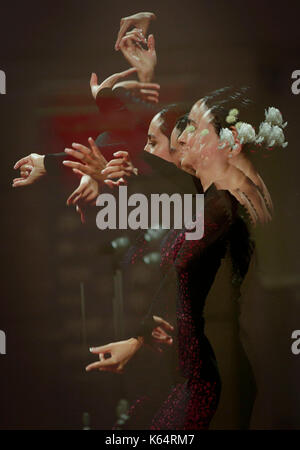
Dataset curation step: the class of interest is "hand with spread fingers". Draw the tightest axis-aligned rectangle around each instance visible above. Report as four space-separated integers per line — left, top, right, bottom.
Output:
86 338 144 374
90 67 137 100
119 31 157 82
115 12 156 51
151 315 174 352
63 137 108 183
101 151 138 189
13 153 46 188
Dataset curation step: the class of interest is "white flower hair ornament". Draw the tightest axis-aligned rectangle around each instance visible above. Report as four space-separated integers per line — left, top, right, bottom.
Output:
265 107 287 129
218 128 236 150
256 122 288 148
236 122 257 145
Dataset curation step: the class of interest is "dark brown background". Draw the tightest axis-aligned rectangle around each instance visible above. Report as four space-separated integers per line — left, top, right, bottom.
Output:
0 0 299 429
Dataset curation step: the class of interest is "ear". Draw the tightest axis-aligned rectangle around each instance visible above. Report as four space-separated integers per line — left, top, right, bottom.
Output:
229 126 242 157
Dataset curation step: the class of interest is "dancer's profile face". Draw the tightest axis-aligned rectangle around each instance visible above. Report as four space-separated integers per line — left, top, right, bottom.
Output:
178 100 227 178
169 126 185 167
144 113 172 162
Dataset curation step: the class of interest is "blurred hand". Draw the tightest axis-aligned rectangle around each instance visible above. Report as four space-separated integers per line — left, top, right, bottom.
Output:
13 153 46 187
151 315 174 352
101 151 138 189
90 67 137 99
66 174 99 224
63 137 108 183
86 338 143 374
120 31 157 82
113 79 160 103
115 12 156 50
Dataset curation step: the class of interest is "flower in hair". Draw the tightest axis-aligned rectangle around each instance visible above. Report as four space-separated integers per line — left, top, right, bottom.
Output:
265 107 287 128
256 122 288 148
226 115 237 124
236 122 256 144
218 128 235 149
268 125 288 148
256 121 272 144
229 108 239 116
235 121 243 130
226 108 239 124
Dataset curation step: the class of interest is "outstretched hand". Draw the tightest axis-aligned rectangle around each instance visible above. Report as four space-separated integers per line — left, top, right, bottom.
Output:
13 153 46 188
63 137 108 183
86 338 143 374
90 67 137 99
115 12 156 51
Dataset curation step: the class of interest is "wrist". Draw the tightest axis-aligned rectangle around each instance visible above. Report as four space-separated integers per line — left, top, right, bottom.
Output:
131 336 144 349
138 69 154 83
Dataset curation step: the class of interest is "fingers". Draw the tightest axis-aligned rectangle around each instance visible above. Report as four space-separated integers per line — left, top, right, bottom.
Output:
90 72 98 87
138 82 160 90
140 89 159 97
99 68 137 91
102 167 132 179
63 160 91 175
65 148 86 161
86 355 116 371
112 151 129 159
119 34 142 51
152 329 173 346
88 137 107 165
12 176 33 187
85 190 98 203
148 34 155 52
139 88 159 103
104 178 127 189
90 73 101 99
105 158 127 167
85 359 114 372
153 315 174 332
72 168 86 177
76 204 86 224
20 164 32 177
115 67 138 81
124 29 147 45
115 18 133 51
66 183 85 205
14 156 31 170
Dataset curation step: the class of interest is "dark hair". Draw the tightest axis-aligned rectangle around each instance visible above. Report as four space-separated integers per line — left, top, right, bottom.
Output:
202 86 253 136
175 113 189 136
158 104 191 140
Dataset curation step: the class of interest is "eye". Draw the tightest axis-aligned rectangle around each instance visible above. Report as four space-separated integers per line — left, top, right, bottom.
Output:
185 125 196 133
148 139 156 147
